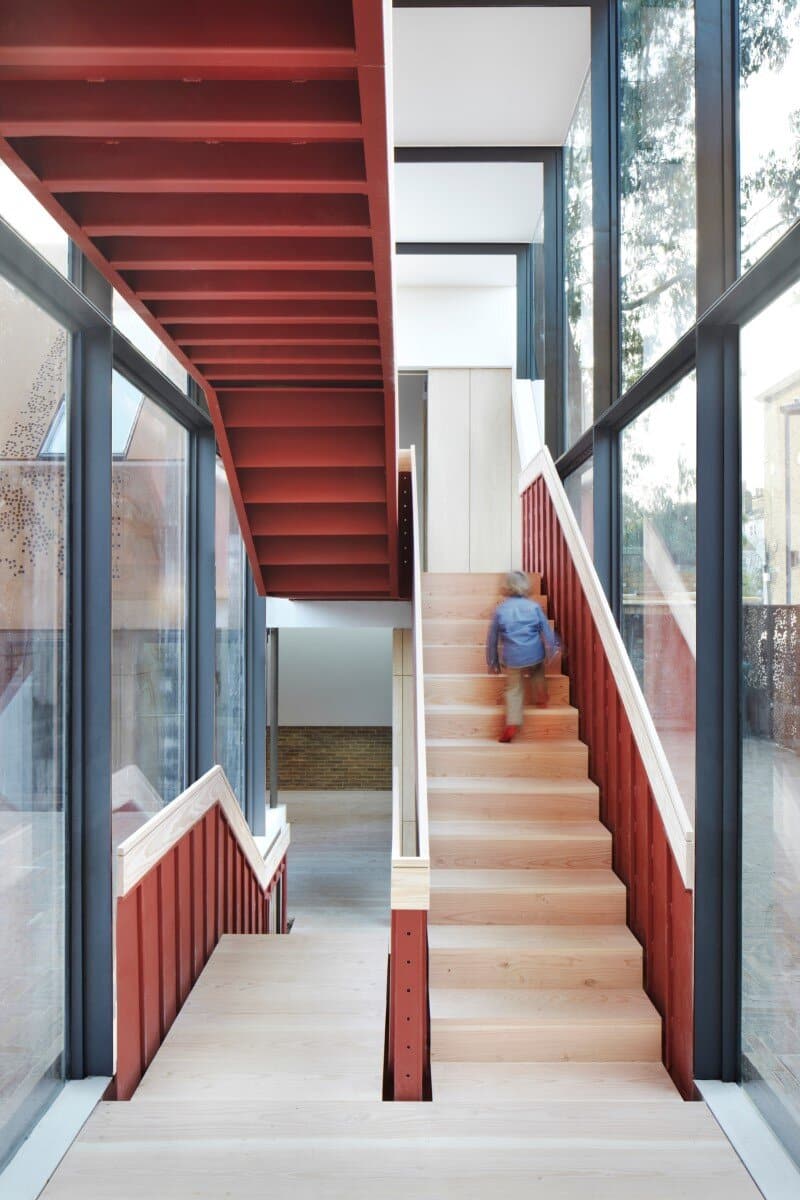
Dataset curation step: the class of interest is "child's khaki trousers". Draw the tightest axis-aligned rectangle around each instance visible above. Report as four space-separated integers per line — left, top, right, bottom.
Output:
504 662 547 725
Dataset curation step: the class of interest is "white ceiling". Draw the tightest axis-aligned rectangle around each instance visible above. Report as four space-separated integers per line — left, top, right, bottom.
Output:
393 161 544 244
392 7 591 147
394 253 517 288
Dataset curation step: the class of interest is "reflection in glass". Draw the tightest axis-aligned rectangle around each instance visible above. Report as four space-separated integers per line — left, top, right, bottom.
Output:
740 280 800 1162
0 161 69 277
0 277 68 1167
564 69 594 447
113 292 188 394
111 371 188 847
739 0 800 271
620 374 696 815
564 459 594 558
215 462 246 804
619 0 696 389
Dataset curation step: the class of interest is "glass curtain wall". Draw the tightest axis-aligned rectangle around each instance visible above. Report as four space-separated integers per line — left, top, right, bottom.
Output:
0 161 69 277
564 458 594 556
740 279 800 1159
0 278 69 1168
111 370 188 848
620 373 697 815
564 69 594 447
619 0 697 388
739 0 800 271
215 461 246 804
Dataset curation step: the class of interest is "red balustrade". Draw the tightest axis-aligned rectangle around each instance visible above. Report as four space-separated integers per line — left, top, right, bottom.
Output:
522 473 694 1098
115 804 287 1100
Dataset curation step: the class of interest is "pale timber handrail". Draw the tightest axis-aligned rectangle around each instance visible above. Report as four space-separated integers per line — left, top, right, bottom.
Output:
116 765 290 897
392 446 430 910
520 448 695 887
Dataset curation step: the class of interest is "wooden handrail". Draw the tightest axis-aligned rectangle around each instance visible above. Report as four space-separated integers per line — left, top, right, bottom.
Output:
388 446 430 1102
520 448 694 888
390 444 430 911
117 765 290 897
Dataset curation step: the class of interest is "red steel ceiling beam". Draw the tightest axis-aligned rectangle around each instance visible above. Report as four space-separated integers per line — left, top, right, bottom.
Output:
63 193 372 238
152 300 379 325
237 467 387 506
11 140 368 195
99 236 374 272
248 503 388 537
0 80 362 139
217 390 385 428
126 270 376 300
0 0 398 600
0 1 357 77
169 324 380 346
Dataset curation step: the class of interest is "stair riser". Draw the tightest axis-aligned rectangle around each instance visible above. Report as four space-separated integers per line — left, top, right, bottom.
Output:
425 675 570 705
429 950 643 990
424 646 563 674
429 793 599 822
430 838 611 871
424 619 556 646
423 595 548 620
430 891 627 926
430 1023 662 1063
427 745 588 780
426 710 579 741
424 572 542 595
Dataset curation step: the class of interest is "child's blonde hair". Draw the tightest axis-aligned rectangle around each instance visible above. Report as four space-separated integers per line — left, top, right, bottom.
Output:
504 570 531 597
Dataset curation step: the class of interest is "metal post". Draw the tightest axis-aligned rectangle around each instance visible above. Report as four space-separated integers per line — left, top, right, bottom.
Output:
268 627 279 808
69 321 114 1079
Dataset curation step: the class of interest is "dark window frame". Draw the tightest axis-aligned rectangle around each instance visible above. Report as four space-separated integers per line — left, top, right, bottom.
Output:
0 216 266 1094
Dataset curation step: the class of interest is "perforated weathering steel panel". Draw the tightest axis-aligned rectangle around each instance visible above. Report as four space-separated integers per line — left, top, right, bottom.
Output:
0 0 397 598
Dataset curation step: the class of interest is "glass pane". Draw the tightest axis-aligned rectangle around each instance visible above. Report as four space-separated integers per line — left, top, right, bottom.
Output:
113 292 189 395
620 373 696 816
619 0 697 390
111 372 188 847
565 69 594 447
0 276 68 1166
740 279 800 1161
0 161 69 277
564 458 594 558
739 0 800 271
215 461 246 805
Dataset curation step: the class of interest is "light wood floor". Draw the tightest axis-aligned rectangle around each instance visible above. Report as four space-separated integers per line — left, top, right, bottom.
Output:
40 789 761 1198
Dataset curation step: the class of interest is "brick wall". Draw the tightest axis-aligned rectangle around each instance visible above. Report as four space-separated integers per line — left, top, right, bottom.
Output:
267 726 392 790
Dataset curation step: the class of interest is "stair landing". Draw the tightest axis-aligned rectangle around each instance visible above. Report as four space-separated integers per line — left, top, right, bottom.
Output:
38 786 760 1198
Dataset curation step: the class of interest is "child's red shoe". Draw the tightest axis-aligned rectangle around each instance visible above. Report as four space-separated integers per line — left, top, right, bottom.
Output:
535 697 549 708
498 725 518 743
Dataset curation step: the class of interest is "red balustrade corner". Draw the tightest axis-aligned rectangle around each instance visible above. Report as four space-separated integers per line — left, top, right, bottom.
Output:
115 804 288 1101
522 475 695 1099
387 909 429 1102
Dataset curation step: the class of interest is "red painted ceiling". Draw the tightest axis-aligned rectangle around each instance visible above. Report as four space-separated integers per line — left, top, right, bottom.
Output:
0 0 398 599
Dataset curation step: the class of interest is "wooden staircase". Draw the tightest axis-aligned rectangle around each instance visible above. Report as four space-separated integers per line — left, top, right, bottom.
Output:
424 571 663 1069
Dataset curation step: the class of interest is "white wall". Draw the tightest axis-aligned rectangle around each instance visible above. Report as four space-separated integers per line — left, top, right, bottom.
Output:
395 286 516 370
278 628 392 727
426 367 522 572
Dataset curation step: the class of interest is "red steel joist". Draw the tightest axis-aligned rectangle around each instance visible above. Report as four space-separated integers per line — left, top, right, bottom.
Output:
0 0 398 598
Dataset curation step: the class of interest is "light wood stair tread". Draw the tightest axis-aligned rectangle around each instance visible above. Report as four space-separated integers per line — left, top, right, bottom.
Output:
78 1096 720 1139
425 703 578 716
430 868 626 894
431 987 661 1025
429 819 611 841
427 737 584 750
428 924 642 953
431 1061 683 1102
427 776 598 796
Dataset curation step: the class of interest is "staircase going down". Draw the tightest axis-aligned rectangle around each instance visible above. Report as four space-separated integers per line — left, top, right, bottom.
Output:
424 571 663 1070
